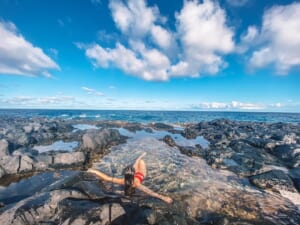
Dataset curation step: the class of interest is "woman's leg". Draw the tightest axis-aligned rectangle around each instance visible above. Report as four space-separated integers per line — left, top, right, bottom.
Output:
133 153 147 177
137 159 147 177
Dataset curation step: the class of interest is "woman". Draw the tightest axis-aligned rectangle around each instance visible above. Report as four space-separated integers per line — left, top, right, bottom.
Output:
88 152 173 204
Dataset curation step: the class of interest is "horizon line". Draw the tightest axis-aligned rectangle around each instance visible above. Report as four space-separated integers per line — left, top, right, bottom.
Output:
0 107 299 114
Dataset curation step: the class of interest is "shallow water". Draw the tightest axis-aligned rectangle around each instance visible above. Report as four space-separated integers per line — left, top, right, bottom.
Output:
92 137 300 224
33 140 79 153
118 127 210 148
72 124 99 131
0 171 78 205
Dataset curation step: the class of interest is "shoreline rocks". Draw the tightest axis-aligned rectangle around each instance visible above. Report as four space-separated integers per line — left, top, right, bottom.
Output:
0 116 300 224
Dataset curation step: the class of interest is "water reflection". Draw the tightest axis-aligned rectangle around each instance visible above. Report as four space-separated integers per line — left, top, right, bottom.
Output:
0 171 78 205
33 141 79 153
118 127 210 148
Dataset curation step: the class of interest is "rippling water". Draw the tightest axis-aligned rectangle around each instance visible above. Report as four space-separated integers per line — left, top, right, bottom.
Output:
1 109 300 123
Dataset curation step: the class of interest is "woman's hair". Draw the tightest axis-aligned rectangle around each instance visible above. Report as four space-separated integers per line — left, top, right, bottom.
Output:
123 165 135 196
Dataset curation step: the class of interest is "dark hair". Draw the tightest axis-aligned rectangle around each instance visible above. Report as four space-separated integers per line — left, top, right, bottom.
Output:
123 165 135 196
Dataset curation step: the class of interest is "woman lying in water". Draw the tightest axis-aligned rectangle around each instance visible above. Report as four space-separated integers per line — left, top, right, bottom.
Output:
87 152 173 204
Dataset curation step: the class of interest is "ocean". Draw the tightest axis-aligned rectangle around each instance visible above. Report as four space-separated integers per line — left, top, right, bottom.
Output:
0 109 300 123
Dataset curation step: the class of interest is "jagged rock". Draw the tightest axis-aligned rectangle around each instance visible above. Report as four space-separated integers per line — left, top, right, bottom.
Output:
271 144 300 167
162 135 176 147
82 128 126 154
11 152 34 173
249 170 297 192
151 123 173 130
289 168 300 192
205 141 280 176
181 127 198 139
23 125 33 134
0 166 5 178
0 139 9 158
178 146 204 157
0 155 20 175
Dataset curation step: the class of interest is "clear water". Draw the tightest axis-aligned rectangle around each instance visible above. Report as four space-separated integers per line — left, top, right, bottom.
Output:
33 140 79 153
0 109 300 123
72 124 99 131
92 137 299 223
118 127 209 148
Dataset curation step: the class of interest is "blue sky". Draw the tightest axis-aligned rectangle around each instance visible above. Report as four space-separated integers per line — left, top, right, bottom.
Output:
0 0 299 112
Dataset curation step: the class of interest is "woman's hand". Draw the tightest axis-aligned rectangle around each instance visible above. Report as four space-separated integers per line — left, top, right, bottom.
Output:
162 196 173 204
87 168 97 173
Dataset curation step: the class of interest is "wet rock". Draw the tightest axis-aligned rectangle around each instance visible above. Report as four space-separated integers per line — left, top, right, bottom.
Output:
205 141 280 176
181 127 198 139
82 128 126 154
0 139 9 157
123 122 143 132
179 146 204 158
162 135 176 147
243 137 268 149
289 168 300 192
249 170 297 193
271 144 300 168
151 122 173 130
0 172 168 225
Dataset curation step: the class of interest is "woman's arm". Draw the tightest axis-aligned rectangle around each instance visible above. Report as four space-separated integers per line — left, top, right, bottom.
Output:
88 168 124 185
136 184 173 204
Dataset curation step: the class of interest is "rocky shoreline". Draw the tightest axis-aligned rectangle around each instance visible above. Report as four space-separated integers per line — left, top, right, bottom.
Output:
0 116 300 224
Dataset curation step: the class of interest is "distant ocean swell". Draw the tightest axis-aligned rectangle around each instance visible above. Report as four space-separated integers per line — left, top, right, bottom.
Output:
0 109 300 123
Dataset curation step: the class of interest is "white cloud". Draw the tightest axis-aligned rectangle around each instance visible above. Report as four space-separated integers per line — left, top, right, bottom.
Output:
248 2 300 74
170 0 234 77
81 86 104 96
150 25 175 51
80 0 235 81
83 43 170 81
109 0 157 37
270 102 283 108
197 101 265 110
236 26 259 53
0 95 78 106
0 21 59 77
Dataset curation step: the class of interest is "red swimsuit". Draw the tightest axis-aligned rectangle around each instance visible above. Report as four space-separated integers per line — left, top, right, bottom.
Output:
134 172 144 183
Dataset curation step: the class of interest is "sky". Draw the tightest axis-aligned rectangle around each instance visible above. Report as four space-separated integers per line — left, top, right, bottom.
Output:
0 0 299 112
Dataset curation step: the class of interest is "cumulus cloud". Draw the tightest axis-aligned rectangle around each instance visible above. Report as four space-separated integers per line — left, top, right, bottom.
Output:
171 0 234 76
81 86 104 96
81 0 235 81
109 0 157 37
248 2 300 74
236 26 259 53
0 21 59 77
